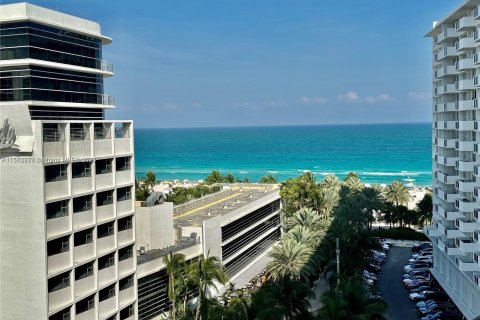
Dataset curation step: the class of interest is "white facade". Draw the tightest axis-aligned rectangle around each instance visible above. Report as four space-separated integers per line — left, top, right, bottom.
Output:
0 3 137 320
427 1 480 319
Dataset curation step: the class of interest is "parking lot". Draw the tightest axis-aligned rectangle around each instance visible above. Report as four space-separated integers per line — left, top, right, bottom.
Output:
379 246 420 320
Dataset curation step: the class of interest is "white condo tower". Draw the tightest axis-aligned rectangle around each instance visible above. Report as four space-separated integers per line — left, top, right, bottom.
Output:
427 1 480 319
0 3 137 320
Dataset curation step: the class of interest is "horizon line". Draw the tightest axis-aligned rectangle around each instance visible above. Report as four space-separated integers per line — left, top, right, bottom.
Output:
130 121 431 130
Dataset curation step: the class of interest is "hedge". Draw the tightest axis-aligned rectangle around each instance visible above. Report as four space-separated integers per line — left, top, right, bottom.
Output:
371 227 429 241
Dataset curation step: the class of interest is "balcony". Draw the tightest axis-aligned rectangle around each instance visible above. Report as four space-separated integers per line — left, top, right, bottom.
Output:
437 204 462 220
456 160 475 172
118 257 135 278
48 286 73 312
119 286 135 307
435 65 457 78
116 169 133 186
456 79 475 91
456 37 475 51
118 229 134 246
76 308 96 320
97 235 116 256
436 172 458 184
72 177 93 195
96 203 115 223
43 141 67 159
475 209 480 222
74 275 96 298
456 140 475 151
456 198 476 213
434 84 456 95
73 210 94 230
456 218 479 232
94 138 114 157
435 154 457 166
475 230 480 243
48 251 72 275
96 172 114 190
456 180 476 193
437 189 460 203
436 28 457 44
456 99 477 111
436 138 456 148
70 141 92 159
99 295 117 318
74 243 95 264
117 200 133 217
100 59 114 73
98 265 117 287
45 180 69 201
100 94 115 106
114 138 132 155
456 58 474 70
434 102 456 112
457 238 480 253
455 121 475 131
455 256 480 272
424 225 439 238
434 121 456 130
456 16 475 31
46 215 71 238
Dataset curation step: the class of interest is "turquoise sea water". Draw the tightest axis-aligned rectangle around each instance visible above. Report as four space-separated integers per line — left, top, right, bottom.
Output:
134 123 433 186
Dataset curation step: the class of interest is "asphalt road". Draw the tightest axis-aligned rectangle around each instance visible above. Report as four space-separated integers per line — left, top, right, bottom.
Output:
379 246 420 320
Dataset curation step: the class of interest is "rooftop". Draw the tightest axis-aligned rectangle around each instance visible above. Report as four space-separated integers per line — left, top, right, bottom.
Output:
426 0 480 36
173 184 280 227
0 2 112 43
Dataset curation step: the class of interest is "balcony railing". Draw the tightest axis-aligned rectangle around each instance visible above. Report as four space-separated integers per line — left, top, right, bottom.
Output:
100 60 114 73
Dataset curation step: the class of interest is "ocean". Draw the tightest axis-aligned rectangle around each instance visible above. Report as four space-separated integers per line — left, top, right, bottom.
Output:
134 123 433 186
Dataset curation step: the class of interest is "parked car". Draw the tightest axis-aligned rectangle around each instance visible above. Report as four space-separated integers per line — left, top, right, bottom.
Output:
412 242 432 252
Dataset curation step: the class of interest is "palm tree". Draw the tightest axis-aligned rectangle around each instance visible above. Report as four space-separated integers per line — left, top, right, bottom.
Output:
384 180 411 206
145 170 157 190
163 252 186 320
205 170 224 184
259 174 278 184
343 175 364 194
284 207 328 234
417 193 433 226
267 238 315 280
189 252 229 320
284 225 319 247
224 173 236 183
317 289 348 320
321 175 341 192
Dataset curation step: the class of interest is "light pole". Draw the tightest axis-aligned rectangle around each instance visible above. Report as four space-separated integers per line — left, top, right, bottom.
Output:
336 237 340 289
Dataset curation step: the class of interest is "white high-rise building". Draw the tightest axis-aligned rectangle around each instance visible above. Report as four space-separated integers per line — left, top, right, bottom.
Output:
427 1 480 319
0 3 137 320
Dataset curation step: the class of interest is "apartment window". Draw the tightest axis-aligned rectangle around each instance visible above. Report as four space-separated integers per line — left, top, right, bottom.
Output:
70 123 89 141
45 164 68 182
48 271 70 293
75 261 94 281
117 186 132 202
43 123 64 142
72 162 91 178
46 200 69 219
49 307 71 320
118 245 133 261
94 123 111 139
116 157 131 171
74 229 93 247
115 123 130 139
95 158 112 174
76 295 95 314
47 236 70 256
96 190 113 206
73 195 93 213
99 284 116 302
97 222 114 238
118 216 133 232
120 304 135 320
98 252 115 270
119 275 134 291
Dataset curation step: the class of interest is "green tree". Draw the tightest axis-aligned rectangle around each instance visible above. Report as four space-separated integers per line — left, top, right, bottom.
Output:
145 170 157 189
417 193 433 226
189 252 229 320
317 289 348 320
163 252 186 320
259 175 278 184
205 170 224 184
224 173 236 183
384 180 411 206
267 238 315 280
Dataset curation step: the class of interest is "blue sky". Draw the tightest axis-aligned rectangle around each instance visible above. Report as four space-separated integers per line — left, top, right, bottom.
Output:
8 0 458 127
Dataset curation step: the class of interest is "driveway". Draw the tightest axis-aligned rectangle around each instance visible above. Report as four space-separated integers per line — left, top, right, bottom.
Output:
379 246 420 320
